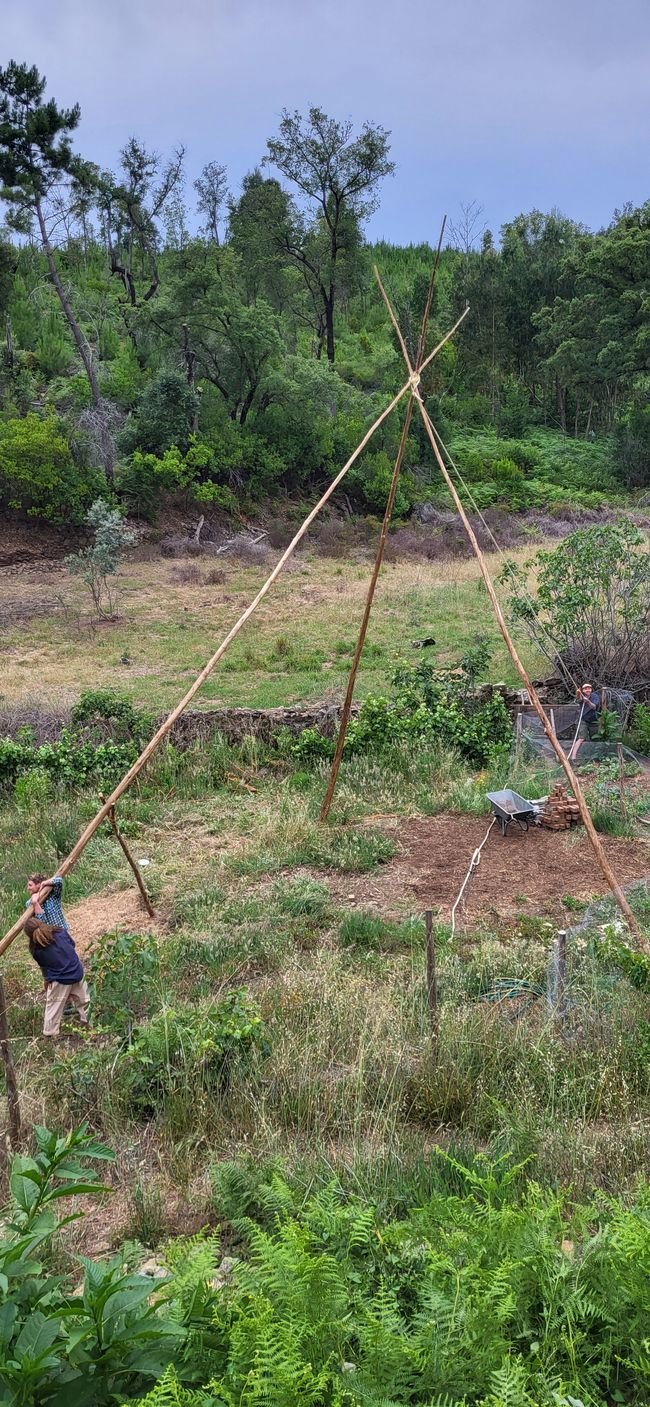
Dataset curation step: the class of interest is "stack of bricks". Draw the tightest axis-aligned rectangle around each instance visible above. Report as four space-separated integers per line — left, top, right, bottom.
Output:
539 784 581 832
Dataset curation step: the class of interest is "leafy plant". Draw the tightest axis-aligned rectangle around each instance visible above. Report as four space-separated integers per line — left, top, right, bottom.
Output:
90 929 160 1035
0 1123 187 1406
501 521 650 691
119 991 270 1114
65 499 137 619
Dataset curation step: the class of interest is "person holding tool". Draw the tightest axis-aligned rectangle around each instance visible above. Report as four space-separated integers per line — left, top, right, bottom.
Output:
569 683 601 760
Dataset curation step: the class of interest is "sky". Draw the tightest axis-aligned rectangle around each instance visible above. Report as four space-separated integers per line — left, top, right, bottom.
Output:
3 0 649 244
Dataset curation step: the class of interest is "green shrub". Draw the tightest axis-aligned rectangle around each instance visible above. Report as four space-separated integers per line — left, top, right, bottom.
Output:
630 703 650 755
120 991 270 1114
0 412 103 524
90 929 161 1033
65 499 137 619
14 766 51 810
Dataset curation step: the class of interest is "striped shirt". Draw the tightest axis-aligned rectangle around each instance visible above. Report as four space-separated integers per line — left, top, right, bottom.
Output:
25 876 68 931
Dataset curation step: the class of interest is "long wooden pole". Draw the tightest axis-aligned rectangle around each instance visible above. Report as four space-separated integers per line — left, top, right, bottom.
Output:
100 796 155 918
0 978 21 1150
320 223 454 821
0 348 450 959
374 267 644 946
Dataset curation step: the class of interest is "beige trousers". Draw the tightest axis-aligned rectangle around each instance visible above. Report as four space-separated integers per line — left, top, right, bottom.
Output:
43 980 90 1037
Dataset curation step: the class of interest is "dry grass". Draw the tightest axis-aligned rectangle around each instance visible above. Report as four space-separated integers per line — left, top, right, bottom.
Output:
0 545 548 714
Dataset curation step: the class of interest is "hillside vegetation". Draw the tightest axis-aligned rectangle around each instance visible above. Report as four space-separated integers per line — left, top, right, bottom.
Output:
0 63 649 536
1 59 650 1407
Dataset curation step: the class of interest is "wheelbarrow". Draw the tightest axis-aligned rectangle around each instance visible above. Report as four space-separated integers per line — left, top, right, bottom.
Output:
486 788 540 837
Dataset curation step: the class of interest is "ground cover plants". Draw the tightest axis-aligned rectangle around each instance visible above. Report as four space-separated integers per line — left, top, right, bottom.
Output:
0 683 649 1403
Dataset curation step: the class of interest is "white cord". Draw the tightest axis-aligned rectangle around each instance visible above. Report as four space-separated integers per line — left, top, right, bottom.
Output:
450 816 497 938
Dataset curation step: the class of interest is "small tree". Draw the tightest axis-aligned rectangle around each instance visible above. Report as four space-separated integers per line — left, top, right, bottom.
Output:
500 521 650 693
265 107 393 361
65 498 137 618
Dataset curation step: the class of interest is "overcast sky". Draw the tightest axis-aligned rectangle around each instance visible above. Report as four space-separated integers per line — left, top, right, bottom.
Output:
3 0 649 243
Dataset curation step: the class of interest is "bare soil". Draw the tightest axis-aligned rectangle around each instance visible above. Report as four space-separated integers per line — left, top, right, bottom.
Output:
64 887 160 958
325 815 650 924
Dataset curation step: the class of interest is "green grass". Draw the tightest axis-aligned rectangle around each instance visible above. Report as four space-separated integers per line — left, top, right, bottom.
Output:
0 549 547 715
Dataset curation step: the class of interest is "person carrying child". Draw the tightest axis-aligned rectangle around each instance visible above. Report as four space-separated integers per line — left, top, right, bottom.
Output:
24 915 90 1038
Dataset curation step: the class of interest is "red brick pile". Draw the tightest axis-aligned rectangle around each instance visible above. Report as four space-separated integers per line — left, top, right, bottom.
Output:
539 784 581 831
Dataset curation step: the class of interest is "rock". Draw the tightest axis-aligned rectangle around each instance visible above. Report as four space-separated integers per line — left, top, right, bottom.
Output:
210 1254 239 1289
139 1256 167 1279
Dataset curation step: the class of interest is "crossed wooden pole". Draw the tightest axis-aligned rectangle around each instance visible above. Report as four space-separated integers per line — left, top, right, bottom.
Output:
0 248 641 961
321 262 643 943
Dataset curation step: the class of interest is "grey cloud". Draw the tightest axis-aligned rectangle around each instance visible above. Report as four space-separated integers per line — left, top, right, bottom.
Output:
2 0 648 240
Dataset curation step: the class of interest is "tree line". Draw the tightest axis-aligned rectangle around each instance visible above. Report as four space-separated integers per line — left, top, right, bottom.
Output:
0 60 649 526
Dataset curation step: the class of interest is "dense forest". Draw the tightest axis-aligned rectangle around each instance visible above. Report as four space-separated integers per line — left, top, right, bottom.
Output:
0 60 649 529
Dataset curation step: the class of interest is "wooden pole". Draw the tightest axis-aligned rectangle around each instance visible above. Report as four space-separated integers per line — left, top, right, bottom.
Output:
100 796 155 918
554 928 567 1031
0 977 21 1150
320 222 450 822
616 743 627 819
425 910 438 1056
0 337 454 960
374 267 645 947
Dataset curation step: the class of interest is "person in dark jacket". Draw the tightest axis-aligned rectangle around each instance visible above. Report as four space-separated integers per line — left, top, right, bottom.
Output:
569 683 602 760
24 917 90 1038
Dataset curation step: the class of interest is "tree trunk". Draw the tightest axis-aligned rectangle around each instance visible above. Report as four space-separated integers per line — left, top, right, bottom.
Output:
35 200 115 482
325 289 335 363
556 378 567 433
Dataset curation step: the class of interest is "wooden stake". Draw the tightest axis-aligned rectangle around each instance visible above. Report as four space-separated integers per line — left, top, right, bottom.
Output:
320 222 450 823
616 743 627 819
100 796 155 917
0 331 458 960
554 929 567 1031
425 910 438 1056
374 267 645 947
0 977 21 1151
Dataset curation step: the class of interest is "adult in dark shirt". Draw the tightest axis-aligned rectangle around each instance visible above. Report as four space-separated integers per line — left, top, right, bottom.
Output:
569 682 602 760
24 917 90 1038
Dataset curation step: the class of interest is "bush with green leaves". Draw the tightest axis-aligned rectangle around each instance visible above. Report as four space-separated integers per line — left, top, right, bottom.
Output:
116 442 238 521
630 703 650 755
65 498 137 618
70 688 153 745
291 648 510 769
130 1153 650 1407
0 1123 188 1406
0 732 137 791
0 412 103 524
501 519 650 692
90 929 161 1033
119 990 270 1115
118 369 199 457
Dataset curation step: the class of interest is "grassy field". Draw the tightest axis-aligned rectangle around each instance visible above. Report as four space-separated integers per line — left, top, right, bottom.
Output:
0 544 548 714
2 540 650 1405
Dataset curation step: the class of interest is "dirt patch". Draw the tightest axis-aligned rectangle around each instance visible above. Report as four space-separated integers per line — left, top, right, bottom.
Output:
65 887 161 958
324 815 650 924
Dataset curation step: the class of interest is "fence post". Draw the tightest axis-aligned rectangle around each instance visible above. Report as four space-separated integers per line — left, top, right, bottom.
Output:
554 929 567 1032
616 744 627 819
0 976 21 1155
425 910 438 1060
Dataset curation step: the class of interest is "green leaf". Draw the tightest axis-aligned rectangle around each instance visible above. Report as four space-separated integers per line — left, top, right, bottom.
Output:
15 1310 60 1366
0 1303 17 1347
10 1159 42 1213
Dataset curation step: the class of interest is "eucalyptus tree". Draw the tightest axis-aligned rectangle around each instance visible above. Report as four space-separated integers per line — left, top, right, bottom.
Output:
265 106 393 361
